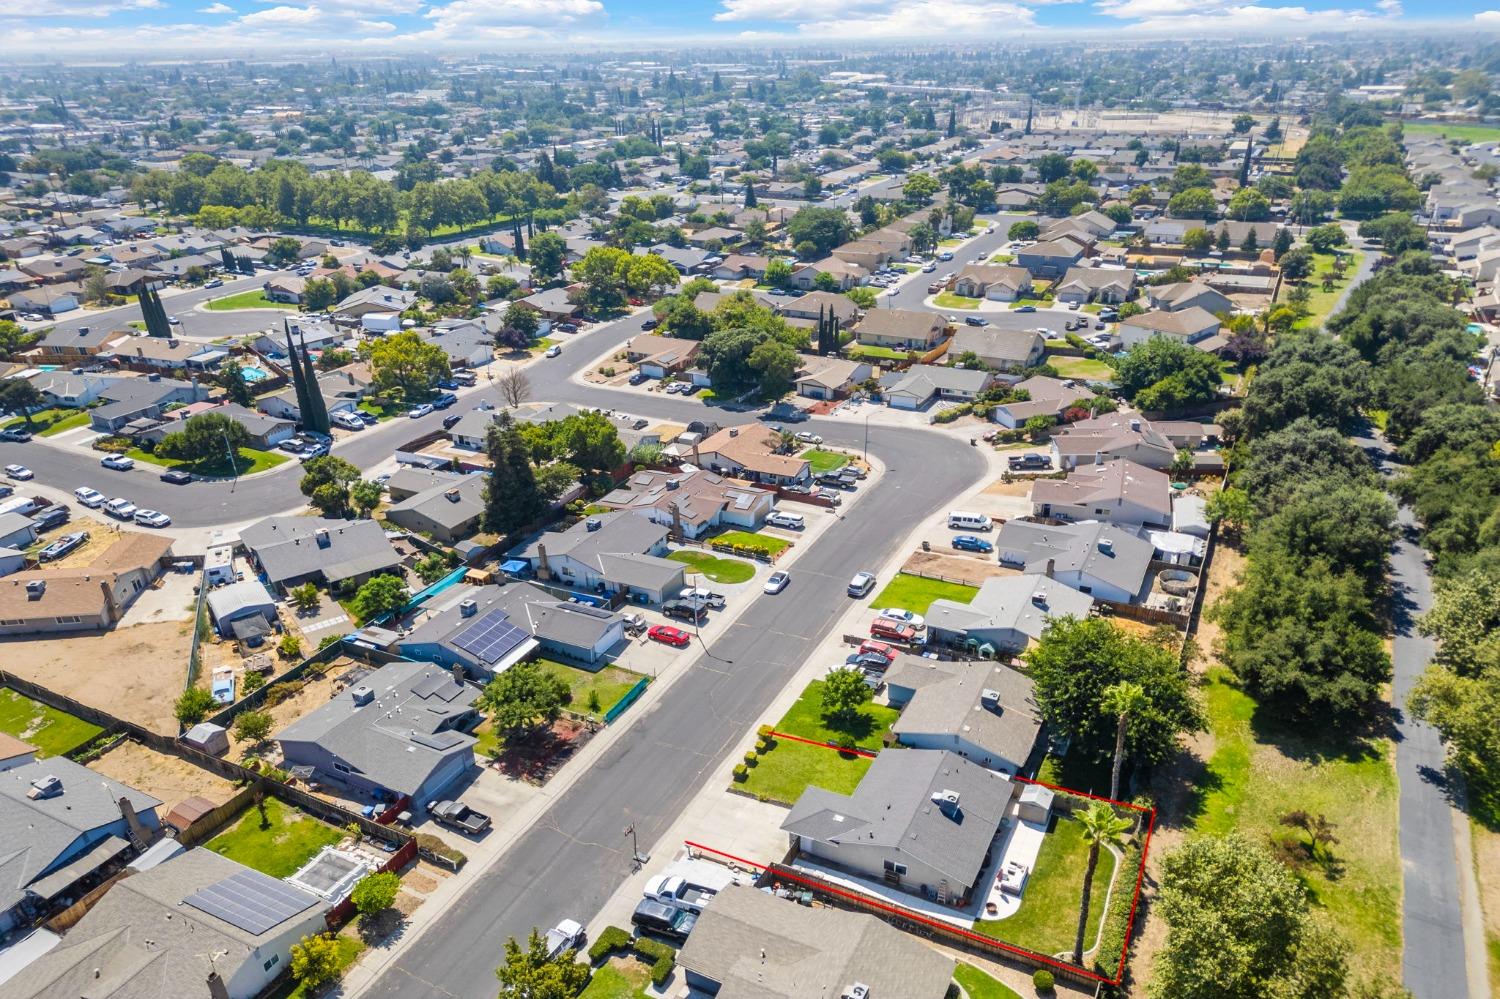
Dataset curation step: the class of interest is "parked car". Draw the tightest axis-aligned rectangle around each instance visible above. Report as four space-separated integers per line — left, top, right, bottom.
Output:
876 607 926 630
763 570 791 594
0 428 31 442
662 599 708 624
621 611 647 635
104 497 137 520
641 317 660 330
1015 305 1037 313
629 372 650 386
545 344 562 358
452 370 477 386
847 571 877 597
857 639 898 662
204 278 223 289
765 511 805 530
869 618 922 643
38 530 88 562
134 508 171 528
278 437 307 453
431 392 458 410
631 898 697 941
441 413 463 430
73 486 105 508
407 403 434 419
679 587 726 609
648 624 692 648
100 454 135 471
952 534 994 553
333 411 365 430
32 505 69 531
544 919 586 959
816 488 843 506
427 799 491 835
3 464 33 480
846 651 893 672
964 316 989 327
1007 453 1052 471
159 469 193 484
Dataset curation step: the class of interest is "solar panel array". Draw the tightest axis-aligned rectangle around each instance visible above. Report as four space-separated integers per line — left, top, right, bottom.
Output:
451 609 529 665
184 869 318 936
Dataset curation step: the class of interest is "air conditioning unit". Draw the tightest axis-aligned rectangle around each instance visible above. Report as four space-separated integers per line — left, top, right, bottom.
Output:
980 688 1000 709
459 599 478 618
843 983 870 999
350 685 374 706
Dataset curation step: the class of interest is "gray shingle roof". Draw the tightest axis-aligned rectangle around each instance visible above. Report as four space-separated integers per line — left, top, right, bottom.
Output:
240 516 401 586
885 657 1044 768
996 519 1154 599
404 581 623 660
518 511 667 565
385 472 486 533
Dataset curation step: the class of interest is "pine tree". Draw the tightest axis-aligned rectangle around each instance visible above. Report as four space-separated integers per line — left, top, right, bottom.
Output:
481 413 547 535
1024 102 1034 136
946 108 957 137
744 178 757 209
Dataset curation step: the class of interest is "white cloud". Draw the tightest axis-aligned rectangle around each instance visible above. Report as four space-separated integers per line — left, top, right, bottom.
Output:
1094 0 1396 32
1476 9 1500 23
199 2 233 12
1376 0 1400 13
715 0 1038 35
0 0 158 14
235 3 321 26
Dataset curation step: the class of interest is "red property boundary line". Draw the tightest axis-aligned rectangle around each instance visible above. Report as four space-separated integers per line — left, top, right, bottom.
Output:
744 738 1157 986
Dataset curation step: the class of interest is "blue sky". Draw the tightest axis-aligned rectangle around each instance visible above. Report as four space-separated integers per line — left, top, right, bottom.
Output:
5 0 1500 59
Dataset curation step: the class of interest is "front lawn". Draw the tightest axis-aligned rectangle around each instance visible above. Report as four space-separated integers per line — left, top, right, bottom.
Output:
204 290 299 312
580 958 654 999
1291 250 1364 333
738 737 872 805
713 530 791 558
933 291 982 310
125 445 289 477
669 550 757 584
775 679 898 751
953 964 1023 999
800 448 849 473
0 407 94 437
847 344 917 361
869 572 979 616
535 659 645 720
0 688 103 757
358 399 404 422
972 812 1121 957
205 796 344 878
1045 354 1115 382
1188 667 1401 979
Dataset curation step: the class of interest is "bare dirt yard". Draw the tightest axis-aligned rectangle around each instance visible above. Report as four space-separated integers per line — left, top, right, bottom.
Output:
2 620 194 734
901 550 1015 587
224 657 366 761
89 739 238 807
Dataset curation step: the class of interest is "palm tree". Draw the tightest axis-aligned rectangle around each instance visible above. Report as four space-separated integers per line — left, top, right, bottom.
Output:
1102 681 1147 801
457 245 472 270
1073 802 1134 966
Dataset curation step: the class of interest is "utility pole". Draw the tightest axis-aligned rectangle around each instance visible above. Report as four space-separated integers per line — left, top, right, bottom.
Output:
221 428 237 493
623 824 650 869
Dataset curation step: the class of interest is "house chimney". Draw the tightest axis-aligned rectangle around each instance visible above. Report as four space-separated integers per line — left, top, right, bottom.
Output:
118 795 152 849
1094 450 1103 466
1098 538 1114 556
451 664 466 686
537 544 551 580
1129 418 1141 432
445 487 461 502
1043 558 1054 579
206 971 230 999
728 427 738 437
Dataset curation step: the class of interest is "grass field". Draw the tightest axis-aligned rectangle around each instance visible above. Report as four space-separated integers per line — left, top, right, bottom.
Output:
713 530 790 557
869 572 979 616
205 796 344 879
1 408 95 437
579 958 653 999
847 344 916 361
1046 354 1116 381
1291 249 1364 333
669 549 757 584
800 448 850 473
536 659 645 719
933 291 982 310
1189 667 1401 980
1400 121 1500 143
204 290 299 311
972 812 1120 957
0 688 103 757
125 444 289 477
953 964 1023 999
738 737 872 805
774 679 899 751
358 399 403 422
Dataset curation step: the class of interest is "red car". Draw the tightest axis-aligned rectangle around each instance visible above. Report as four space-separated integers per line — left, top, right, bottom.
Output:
648 624 692 648
857 639 898 663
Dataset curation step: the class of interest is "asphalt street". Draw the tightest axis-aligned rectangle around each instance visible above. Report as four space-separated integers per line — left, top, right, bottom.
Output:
36 271 274 341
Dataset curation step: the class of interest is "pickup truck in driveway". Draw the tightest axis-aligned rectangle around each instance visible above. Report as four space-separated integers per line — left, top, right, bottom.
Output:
544 918 585 958
643 874 717 914
426 799 491 834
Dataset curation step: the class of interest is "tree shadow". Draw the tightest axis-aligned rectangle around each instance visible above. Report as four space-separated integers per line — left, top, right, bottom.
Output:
821 710 876 744
356 908 409 947
1245 695 1394 769
1152 743 1222 829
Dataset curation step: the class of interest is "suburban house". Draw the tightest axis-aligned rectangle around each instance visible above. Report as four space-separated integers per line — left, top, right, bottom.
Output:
782 749 1015 907
239 517 402 593
399 581 626 672
1014 238 1087 279
1118 307 1223 350
331 285 415 323
853 308 950 351
795 355 872 400
518 287 580 322
950 264 1032 301
884 657 1045 774
255 371 363 424
205 579 280 640
1029 458 1172 528
277 659 479 805
1053 266 1135 305
6 288 79 317
777 291 859 325
989 375 1092 429
710 253 769 281
1050 414 1181 470
677 885 955 999
995 519 1155 603
924 574 1096 657
1146 280 1235 314
792 257 866 291
516 512 686 604
0 533 173 636
598 465 775 539
36 324 122 361
12 847 329 999
948 326 1045 372
384 469 487 544
625 336 701 379
27 370 110 408
0 757 162 934
104 336 224 374
0 513 38 552
694 425 812 486
881 364 994 410
205 403 297 450
88 376 212 434
421 323 494 369
263 273 306 303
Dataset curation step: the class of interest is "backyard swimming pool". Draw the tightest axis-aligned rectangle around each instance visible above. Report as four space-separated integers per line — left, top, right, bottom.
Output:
240 365 269 382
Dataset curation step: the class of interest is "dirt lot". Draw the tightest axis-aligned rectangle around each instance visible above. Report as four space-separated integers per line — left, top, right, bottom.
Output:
39 524 133 568
901 550 1015 587
1187 538 1245 670
3 619 193 734
227 657 366 761
89 739 238 807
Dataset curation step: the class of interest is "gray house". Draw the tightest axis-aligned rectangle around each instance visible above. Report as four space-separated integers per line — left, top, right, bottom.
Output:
782 750 1015 907
240 517 403 593
995 519 1155 604
881 364 995 410
924 574 1095 654
276 659 479 804
88 377 211 433
384 470 486 544
885 657 1044 774
517 512 685 604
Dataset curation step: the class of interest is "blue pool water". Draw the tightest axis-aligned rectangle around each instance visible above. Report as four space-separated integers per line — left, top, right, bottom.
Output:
1467 323 1484 333
36 365 60 371
240 365 269 382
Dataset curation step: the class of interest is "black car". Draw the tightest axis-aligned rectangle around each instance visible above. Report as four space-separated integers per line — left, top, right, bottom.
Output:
965 316 989 327
641 317 660 330
632 899 697 941
160 469 193 484
661 599 707 624
32 505 69 531
442 412 463 430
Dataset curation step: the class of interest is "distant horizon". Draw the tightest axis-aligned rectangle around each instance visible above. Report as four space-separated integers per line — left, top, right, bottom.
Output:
3 0 1500 62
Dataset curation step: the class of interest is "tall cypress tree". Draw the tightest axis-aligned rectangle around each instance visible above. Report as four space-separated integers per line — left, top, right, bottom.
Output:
744 178 757 209
284 322 313 424
299 338 330 434
1238 132 1254 188
946 108 957 137
481 412 546 535
1024 102 1034 136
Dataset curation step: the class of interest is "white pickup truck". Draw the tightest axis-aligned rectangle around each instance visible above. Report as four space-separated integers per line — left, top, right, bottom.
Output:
544 918 585 958
643 874 717 914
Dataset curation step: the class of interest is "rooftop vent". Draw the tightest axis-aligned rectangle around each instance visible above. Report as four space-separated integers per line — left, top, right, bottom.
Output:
931 789 960 810
444 488 461 503
350 685 374 706
727 427 739 437
314 528 330 549
584 517 603 532
27 775 62 800
25 580 45 599
1098 538 1114 556
843 985 871 999
1129 418 1141 432
980 688 1001 708
459 598 478 618
665 479 679 490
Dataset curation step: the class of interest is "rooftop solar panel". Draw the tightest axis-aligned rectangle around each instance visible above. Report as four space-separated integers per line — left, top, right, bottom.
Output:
451 609 529 665
184 868 318 936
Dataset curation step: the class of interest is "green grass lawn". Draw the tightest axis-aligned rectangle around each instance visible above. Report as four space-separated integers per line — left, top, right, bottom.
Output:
357 399 404 422
847 344 917 361
204 290 299 312
1012 297 1047 309
1046 354 1115 381
268 936 365 999
869 572 979 616
739 737 872 805
0 408 94 437
580 958 654 999
953 964 1023 999
939 237 965 247
471 718 501 759
0 688 103 757
973 812 1120 957
669 549 757 584
1291 249 1364 333
775 679 899 751
1081 303 1103 314
987 253 1015 263
800 448 849 473
205 796 344 878
125 444 289 477
1189 667 1401 980
535 659 645 720
933 291 982 310
1400 120 1500 142
713 530 791 558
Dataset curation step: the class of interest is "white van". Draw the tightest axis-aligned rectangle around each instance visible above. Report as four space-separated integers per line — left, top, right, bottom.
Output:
947 511 993 532
766 511 806 531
